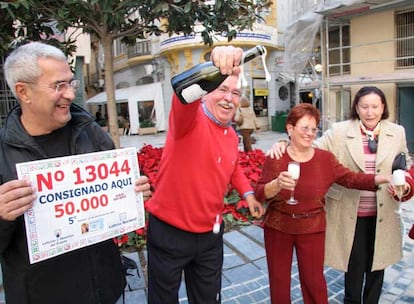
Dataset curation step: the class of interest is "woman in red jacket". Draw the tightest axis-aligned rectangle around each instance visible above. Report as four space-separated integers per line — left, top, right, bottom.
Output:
255 103 390 303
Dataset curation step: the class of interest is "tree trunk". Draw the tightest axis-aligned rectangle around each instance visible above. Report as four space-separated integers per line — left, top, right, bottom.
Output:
102 36 120 148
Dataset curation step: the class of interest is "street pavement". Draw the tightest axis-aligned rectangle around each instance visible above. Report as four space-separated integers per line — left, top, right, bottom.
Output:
1 130 413 303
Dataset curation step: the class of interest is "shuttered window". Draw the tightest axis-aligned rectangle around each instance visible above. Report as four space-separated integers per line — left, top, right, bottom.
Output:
396 10 414 68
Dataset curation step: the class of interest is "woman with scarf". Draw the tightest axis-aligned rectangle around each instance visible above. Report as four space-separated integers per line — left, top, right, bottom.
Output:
271 86 411 303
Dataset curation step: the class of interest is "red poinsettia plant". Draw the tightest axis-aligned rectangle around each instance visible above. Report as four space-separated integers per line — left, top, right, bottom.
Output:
115 145 265 250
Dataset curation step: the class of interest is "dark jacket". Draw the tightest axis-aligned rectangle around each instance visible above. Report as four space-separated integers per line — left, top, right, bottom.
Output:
0 104 126 304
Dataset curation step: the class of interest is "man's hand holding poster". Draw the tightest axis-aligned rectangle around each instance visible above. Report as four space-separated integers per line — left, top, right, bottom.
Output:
16 147 144 264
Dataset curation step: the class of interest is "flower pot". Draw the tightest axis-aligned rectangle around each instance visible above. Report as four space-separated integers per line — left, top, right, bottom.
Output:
138 127 158 135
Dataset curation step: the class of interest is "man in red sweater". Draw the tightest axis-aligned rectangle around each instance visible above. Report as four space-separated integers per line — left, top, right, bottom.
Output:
145 64 264 303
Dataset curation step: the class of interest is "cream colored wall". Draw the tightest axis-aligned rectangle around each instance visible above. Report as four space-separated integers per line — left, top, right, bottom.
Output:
319 11 399 124
266 1 277 27
351 11 395 76
350 11 397 121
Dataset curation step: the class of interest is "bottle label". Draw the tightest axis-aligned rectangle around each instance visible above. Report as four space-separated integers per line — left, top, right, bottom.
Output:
181 84 208 104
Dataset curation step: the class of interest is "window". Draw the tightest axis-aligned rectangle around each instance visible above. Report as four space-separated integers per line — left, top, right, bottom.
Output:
396 10 414 68
253 78 269 117
335 90 351 122
127 40 151 58
137 100 156 128
117 103 129 128
328 24 350 75
113 38 127 57
278 86 289 101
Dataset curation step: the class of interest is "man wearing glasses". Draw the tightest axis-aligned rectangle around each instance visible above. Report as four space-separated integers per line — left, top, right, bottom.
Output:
0 42 151 304
145 55 264 303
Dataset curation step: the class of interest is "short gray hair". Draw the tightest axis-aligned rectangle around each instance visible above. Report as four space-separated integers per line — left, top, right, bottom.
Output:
4 42 67 97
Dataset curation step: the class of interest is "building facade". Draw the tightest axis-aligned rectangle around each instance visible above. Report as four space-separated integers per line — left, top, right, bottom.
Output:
83 0 310 133
316 0 414 152
3 0 412 151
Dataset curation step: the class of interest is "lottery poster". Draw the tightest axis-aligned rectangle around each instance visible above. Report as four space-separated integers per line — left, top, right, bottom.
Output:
16 147 145 264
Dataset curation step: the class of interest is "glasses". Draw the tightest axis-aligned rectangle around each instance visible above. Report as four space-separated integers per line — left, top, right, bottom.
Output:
216 86 241 99
25 80 80 93
295 125 319 135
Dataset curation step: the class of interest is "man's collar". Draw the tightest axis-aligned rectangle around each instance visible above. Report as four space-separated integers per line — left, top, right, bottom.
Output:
201 102 231 128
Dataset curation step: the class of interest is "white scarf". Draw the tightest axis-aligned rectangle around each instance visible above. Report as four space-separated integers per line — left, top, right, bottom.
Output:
359 120 380 141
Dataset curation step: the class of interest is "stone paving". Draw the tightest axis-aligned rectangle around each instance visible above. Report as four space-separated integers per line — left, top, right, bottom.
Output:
118 207 414 304
1 131 414 303
116 131 414 303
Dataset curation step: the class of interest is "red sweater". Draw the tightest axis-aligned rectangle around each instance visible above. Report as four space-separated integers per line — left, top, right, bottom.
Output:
255 149 377 234
146 95 253 232
404 167 414 200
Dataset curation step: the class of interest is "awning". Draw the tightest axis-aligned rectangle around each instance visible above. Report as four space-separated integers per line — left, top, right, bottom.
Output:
86 82 166 132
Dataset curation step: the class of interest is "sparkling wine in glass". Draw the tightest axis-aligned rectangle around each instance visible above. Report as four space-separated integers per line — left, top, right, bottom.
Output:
287 161 300 205
392 169 406 202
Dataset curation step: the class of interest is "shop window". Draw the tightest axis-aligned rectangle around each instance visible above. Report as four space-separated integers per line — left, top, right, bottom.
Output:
253 96 268 116
137 100 156 127
253 78 269 116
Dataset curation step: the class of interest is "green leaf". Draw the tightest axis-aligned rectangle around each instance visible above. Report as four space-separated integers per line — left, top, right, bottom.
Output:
184 1 192 13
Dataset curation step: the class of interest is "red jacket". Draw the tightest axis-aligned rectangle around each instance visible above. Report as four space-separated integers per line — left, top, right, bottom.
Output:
146 95 253 233
255 149 377 234
405 167 414 198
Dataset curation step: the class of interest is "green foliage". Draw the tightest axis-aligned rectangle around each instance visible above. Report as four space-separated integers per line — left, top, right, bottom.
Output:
0 1 77 58
139 119 156 128
0 0 271 148
225 190 241 204
143 0 272 45
0 5 18 56
123 231 146 248
1 0 272 52
223 189 257 230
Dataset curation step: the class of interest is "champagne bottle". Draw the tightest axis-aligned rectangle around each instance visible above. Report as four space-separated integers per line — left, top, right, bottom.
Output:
171 45 267 104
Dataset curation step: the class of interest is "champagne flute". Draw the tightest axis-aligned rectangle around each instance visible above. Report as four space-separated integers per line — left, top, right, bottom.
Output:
287 161 300 205
392 169 406 207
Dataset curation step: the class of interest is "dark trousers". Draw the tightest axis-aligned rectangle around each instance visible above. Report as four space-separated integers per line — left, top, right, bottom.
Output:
147 214 224 304
264 227 328 304
239 129 254 152
344 216 384 304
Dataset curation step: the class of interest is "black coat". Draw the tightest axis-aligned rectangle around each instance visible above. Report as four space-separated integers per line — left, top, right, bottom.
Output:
0 104 126 304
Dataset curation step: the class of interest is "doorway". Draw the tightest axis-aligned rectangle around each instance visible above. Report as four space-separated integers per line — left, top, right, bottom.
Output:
398 86 414 153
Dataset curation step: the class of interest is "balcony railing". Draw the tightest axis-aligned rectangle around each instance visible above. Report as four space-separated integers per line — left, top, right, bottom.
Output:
159 24 278 52
127 40 151 59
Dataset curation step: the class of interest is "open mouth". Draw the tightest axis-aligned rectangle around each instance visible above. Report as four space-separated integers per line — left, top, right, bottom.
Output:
219 102 234 110
302 136 314 143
